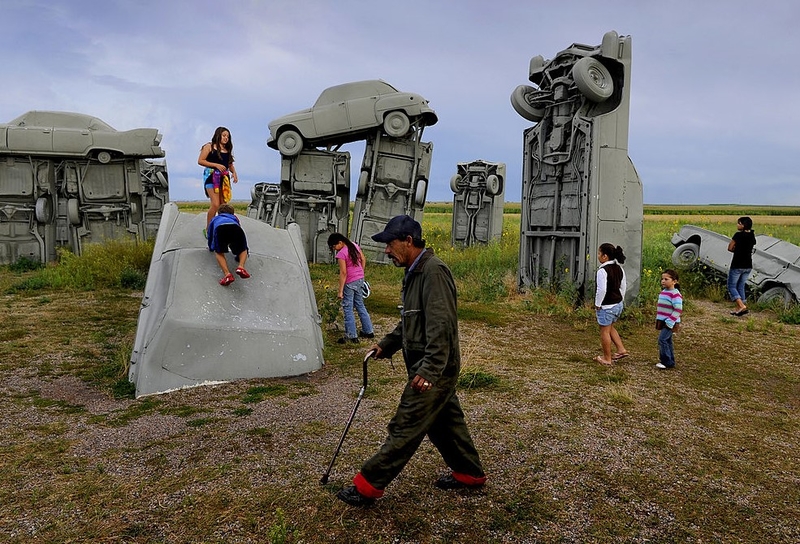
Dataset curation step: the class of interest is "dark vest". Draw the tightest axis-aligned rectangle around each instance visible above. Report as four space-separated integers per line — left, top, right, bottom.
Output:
601 263 623 305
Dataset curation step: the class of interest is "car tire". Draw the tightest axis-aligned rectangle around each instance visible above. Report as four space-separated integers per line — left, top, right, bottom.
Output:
384 111 410 137
156 171 169 189
67 198 81 225
277 129 303 156
35 196 53 223
510 85 545 122
414 179 427 207
97 150 112 164
757 286 793 306
486 174 501 196
450 174 462 194
357 170 369 197
571 57 613 103
671 243 700 268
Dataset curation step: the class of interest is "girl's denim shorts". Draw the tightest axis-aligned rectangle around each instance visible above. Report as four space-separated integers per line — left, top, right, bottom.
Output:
596 302 623 326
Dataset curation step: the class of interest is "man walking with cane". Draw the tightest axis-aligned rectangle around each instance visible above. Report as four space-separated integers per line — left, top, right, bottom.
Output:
336 215 487 506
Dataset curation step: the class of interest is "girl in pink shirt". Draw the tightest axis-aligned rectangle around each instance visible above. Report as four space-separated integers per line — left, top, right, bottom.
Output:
328 233 374 344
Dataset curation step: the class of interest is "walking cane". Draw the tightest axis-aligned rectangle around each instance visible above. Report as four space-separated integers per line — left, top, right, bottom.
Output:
320 349 376 484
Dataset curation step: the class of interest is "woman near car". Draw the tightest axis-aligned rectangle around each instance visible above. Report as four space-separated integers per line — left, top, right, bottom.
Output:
198 127 239 231
727 216 756 316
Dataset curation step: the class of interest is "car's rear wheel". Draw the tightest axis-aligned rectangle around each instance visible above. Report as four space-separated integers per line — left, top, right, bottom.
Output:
671 243 700 268
571 57 613 103
277 129 303 156
486 174 501 196
414 179 427 207
384 111 410 137
357 170 369 197
757 286 793 306
35 196 53 223
67 198 81 225
96 150 112 164
510 85 545 122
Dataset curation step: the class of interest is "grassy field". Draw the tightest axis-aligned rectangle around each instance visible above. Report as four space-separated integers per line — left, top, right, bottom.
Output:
1 204 798 543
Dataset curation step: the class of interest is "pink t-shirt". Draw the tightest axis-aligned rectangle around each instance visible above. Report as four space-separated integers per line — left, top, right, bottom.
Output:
336 243 365 284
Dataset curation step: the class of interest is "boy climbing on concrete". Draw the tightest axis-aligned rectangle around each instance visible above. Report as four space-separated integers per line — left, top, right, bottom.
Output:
207 204 250 286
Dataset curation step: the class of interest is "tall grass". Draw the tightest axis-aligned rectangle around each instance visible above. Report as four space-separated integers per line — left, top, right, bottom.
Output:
5 239 154 293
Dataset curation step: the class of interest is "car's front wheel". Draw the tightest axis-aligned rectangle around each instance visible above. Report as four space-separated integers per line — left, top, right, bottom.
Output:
671 243 700 268
571 57 613 103
277 129 303 156
384 111 410 137
757 286 794 306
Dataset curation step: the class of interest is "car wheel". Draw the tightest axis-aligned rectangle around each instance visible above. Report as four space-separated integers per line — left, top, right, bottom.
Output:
97 151 112 164
67 198 81 225
671 243 700 268
357 170 369 197
156 171 169 189
384 111 410 137
35 196 53 223
757 286 793 306
510 85 545 122
450 174 462 193
414 179 427 207
571 57 613 103
277 129 303 156
486 174 501 196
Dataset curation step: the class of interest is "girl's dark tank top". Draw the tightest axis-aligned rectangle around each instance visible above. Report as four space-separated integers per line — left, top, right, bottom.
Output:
208 147 231 169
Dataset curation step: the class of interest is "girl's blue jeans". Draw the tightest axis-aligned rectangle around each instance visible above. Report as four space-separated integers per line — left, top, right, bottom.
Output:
727 268 751 302
658 326 676 368
342 278 374 339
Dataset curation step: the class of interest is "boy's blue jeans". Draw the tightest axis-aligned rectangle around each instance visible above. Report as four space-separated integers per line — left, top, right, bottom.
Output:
727 268 751 302
658 326 676 368
342 278 374 339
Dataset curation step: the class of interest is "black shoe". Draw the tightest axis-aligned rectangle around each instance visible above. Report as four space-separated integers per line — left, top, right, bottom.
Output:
337 337 347 344
359 331 375 339
734 309 749 317
336 486 375 507
350 338 359 344
434 473 485 490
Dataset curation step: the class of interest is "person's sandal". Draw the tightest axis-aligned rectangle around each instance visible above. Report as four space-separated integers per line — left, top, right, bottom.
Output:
235 267 250 279
219 273 235 286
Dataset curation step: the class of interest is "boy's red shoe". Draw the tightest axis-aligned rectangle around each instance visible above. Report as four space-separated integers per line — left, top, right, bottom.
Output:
219 273 235 286
235 267 250 279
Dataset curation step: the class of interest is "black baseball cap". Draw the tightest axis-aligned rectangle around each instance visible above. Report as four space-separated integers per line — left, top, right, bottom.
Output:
371 215 422 243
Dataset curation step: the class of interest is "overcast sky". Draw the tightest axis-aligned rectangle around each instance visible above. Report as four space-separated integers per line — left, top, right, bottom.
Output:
2 0 798 205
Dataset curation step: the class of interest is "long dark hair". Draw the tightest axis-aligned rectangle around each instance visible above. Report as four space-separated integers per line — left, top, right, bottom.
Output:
211 126 233 155
599 243 626 264
327 233 360 267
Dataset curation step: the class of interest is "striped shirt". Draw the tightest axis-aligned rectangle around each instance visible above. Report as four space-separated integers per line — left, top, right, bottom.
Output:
657 288 683 328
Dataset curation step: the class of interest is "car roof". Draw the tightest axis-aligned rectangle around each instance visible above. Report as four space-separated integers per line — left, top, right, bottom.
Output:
314 80 400 107
6 111 115 131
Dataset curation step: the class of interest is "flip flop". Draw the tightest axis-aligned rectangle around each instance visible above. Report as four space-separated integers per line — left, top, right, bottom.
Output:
612 352 629 361
594 356 612 366
735 309 749 317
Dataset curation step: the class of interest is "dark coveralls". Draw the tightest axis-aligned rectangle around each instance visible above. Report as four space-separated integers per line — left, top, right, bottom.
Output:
353 249 485 497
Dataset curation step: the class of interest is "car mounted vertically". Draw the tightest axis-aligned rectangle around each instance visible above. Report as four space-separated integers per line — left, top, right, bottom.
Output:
0 110 167 265
266 80 438 157
450 160 506 247
510 31 643 303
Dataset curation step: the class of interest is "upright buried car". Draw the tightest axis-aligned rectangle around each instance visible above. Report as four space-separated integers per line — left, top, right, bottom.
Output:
267 80 438 156
671 224 800 305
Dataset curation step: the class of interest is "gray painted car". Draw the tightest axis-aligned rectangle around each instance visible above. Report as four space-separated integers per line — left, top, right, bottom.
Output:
266 80 438 156
129 203 324 397
1 110 164 162
671 224 800 305
511 31 643 303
